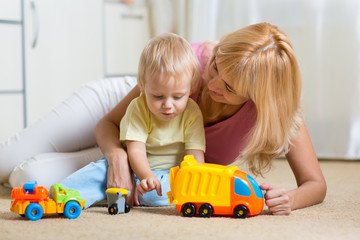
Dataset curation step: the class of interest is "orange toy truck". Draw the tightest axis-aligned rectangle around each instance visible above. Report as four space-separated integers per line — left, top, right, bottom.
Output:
167 155 264 218
10 181 86 221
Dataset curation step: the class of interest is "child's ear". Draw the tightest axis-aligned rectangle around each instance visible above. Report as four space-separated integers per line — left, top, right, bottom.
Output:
138 83 145 93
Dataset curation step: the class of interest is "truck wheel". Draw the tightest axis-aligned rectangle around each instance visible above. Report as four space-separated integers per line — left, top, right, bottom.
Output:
64 201 81 219
234 205 248 218
108 204 118 215
181 203 196 217
25 203 43 221
199 204 213 218
125 203 130 213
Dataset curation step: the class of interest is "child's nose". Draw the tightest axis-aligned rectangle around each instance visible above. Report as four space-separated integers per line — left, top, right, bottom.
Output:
162 98 172 108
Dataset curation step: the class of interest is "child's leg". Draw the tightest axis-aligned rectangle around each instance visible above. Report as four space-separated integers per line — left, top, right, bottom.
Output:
9 147 102 190
60 157 109 209
136 170 171 206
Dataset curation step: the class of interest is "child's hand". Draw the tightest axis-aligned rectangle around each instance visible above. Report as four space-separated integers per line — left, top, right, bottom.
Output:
260 183 291 215
135 177 162 205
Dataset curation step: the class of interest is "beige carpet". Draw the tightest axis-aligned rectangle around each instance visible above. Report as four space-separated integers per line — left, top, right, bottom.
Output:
1 159 359 240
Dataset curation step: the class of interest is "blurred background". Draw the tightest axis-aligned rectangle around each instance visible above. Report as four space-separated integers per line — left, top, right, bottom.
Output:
0 0 359 160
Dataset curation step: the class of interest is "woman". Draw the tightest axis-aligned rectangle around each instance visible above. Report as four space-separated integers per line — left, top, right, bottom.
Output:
0 23 326 215
95 22 326 215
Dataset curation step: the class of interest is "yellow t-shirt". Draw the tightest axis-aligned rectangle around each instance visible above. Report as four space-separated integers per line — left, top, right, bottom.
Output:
120 94 205 170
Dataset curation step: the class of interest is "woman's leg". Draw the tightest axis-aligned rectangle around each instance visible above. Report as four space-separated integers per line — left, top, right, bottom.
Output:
0 77 137 184
9 147 102 190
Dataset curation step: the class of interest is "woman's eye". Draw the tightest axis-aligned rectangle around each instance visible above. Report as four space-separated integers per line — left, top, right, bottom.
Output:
213 61 218 72
153 95 163 99
224 82 235 93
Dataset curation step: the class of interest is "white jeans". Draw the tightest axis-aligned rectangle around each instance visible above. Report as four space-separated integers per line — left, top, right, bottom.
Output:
0 77 137 189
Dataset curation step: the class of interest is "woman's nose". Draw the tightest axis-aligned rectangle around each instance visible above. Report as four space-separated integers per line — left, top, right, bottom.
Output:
208 76 222 91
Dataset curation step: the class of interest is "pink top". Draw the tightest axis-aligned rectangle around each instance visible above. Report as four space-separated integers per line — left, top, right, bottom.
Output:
190 43 257 165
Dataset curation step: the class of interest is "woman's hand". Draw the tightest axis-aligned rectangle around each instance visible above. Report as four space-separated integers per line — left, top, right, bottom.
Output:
106 148 136 207
95 85 141 207
135 177 162 206
260 183 291 215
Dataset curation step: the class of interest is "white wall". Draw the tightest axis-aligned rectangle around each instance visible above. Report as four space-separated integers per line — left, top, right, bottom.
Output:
172 0 360 159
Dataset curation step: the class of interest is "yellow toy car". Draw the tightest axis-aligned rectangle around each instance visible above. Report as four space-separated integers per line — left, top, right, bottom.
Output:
167 155 264 218
106 188 130 215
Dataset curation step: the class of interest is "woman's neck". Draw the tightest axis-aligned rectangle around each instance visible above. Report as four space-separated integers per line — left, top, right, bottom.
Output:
199 88 246 126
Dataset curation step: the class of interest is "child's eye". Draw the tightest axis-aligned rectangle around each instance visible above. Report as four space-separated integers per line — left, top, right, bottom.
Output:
153 95 163 99
174 95 183 100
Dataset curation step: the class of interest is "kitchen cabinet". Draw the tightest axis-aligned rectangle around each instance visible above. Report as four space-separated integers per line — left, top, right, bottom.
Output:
24 0 104 125
104 1 150 76
0 0 152 142
0 0 24 141
0 0 103 141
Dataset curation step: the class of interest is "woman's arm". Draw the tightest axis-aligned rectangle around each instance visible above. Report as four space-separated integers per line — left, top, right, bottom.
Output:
261 121 327 215
94 85 140 205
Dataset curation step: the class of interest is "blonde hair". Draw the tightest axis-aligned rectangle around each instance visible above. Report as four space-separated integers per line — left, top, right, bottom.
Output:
201 22 302 175
137 33 199 92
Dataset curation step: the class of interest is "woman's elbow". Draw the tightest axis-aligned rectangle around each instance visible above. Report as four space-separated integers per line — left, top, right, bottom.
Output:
316 178 327 204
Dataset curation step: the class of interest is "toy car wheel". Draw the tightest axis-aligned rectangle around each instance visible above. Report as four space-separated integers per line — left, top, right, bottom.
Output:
233 205 248 218
63 201 82 219
199 204 213 218
125 203 130 213
25 203 44 221
108 204 118 215
181 203 196 217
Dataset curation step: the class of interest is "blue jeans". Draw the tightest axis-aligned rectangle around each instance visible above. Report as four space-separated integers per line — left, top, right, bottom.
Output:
61 156 171 209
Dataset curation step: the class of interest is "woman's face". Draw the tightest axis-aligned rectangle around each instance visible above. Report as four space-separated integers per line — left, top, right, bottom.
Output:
207 59 248 106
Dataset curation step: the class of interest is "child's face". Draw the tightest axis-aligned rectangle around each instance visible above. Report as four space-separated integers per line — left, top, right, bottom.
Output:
142 73 192 121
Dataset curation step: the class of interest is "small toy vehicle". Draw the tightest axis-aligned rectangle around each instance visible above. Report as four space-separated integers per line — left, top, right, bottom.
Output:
167 155 264 218
10 181 86 221
106 188 131 215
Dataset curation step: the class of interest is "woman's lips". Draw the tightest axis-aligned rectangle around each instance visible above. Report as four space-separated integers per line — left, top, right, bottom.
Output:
210 90 222 97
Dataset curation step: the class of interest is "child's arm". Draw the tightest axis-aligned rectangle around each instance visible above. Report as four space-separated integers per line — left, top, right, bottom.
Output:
126 140 162 205
185 149 205 163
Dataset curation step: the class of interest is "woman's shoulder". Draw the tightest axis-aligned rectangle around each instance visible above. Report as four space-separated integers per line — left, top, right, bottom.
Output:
190 41 218 55
191 41 218 70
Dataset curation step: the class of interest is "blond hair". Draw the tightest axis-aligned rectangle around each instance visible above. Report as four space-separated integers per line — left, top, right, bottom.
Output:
201 22 302 175
137 33 199 92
